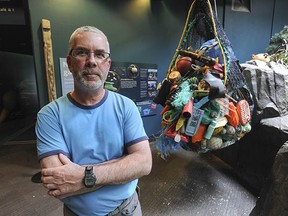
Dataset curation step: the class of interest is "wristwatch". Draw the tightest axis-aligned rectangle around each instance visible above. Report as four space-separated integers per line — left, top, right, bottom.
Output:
83 166 96 188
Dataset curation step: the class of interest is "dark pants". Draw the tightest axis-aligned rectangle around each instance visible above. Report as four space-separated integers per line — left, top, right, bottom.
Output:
63 191 142 216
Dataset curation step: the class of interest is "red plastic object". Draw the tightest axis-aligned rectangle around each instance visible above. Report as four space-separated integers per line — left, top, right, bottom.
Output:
236 100 250 125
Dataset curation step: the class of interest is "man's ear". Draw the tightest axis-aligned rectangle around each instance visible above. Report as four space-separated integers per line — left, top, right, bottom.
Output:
66 55 72 72
107 58 112 69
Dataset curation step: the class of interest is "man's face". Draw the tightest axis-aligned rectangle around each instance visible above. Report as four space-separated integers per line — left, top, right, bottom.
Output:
67 32 111 91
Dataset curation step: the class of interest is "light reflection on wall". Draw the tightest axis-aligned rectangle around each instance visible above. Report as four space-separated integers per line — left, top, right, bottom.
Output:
123 0 151 18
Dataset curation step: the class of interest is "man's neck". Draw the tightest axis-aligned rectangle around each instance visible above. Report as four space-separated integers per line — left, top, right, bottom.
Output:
70 88 105 106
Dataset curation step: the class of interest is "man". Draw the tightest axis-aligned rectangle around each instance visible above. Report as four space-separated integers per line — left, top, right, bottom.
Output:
36 26 152 216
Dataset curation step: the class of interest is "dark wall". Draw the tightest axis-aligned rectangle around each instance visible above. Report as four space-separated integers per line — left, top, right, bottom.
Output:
0 51 38 142
271 0 288 35
223 0 287 62
0 52 38 115
27 0 287 137
224 0 273 62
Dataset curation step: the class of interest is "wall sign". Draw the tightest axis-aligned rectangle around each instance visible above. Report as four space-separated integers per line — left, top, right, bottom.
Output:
59 58 73 95
108 62 158 117
0 0 25 25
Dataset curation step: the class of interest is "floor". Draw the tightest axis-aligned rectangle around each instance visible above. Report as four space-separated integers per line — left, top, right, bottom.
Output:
0 141 257 216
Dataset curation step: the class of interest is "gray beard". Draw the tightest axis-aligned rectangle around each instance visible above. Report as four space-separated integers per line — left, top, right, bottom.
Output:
78 76 103 91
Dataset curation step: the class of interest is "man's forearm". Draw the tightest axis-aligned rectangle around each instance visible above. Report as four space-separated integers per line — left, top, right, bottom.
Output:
94 145 152 185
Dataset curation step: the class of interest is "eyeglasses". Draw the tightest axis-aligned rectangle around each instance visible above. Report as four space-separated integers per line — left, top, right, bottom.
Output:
70 48 110 62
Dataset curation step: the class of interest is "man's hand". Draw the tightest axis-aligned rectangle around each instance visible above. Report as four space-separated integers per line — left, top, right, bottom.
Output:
41 154 85 199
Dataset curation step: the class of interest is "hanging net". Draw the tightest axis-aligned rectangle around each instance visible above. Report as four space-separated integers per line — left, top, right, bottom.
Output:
153 0 254 156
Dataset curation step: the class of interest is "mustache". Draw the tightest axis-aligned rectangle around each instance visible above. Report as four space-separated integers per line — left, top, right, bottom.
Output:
82 69 102 77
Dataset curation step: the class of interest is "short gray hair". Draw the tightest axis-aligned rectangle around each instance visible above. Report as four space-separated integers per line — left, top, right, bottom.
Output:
67 26 110 54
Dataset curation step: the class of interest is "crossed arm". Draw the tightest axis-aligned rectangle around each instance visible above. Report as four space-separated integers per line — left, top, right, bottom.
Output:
40 140 152 199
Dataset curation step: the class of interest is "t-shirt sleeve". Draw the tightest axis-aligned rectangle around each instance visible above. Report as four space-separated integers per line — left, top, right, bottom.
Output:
123 99 148 147
36 105 69 160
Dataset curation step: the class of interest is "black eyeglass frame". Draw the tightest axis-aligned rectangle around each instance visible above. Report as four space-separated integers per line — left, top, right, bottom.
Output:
69 48 111 61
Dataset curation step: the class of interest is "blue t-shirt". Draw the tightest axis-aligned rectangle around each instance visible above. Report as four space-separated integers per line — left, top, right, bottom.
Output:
36 90 148 215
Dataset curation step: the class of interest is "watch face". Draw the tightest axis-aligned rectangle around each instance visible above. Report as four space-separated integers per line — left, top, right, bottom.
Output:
84 166 96 188
84 176 96 187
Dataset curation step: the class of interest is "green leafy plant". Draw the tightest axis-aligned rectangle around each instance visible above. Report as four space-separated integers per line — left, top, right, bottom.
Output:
267 25 288 66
